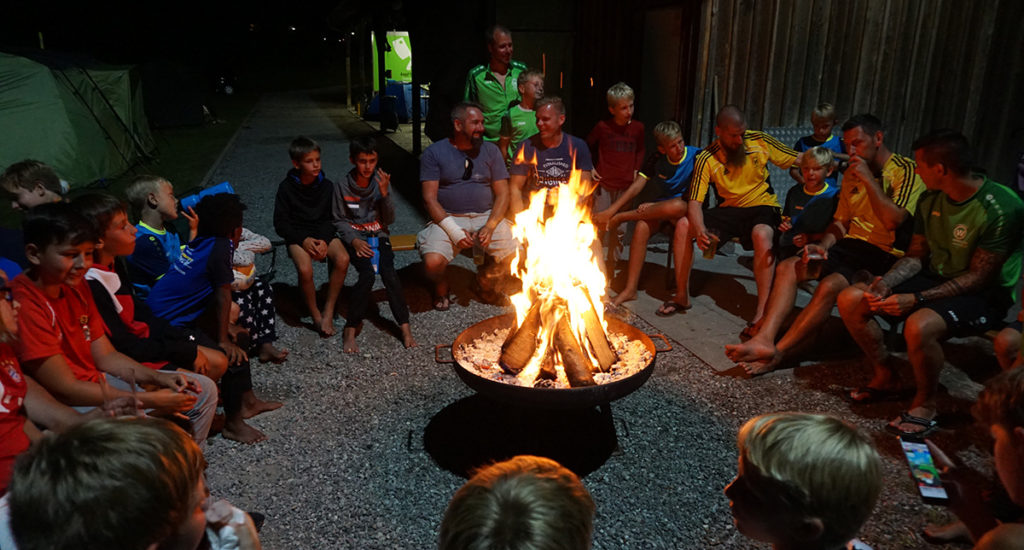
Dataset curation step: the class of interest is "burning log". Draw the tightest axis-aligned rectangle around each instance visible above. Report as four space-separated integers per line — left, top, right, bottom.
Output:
582 293 617 373
500 302 543 374
553 313 596 387
537 348 557 380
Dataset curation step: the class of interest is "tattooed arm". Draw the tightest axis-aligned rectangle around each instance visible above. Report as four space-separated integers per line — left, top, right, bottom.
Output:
919 248 1006 301
877 234 928 290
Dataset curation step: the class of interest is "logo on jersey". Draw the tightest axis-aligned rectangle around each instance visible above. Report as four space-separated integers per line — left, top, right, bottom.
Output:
952 224 970 247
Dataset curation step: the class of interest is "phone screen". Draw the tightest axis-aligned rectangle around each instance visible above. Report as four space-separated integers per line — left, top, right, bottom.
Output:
899 438 948 502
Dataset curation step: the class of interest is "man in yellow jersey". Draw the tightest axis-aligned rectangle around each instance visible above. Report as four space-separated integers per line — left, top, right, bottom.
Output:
685 105 801 327
725 114 925 376
464 25 528 143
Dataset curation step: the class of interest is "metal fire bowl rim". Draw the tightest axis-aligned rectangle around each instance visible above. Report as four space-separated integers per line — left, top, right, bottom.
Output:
450 313 657 409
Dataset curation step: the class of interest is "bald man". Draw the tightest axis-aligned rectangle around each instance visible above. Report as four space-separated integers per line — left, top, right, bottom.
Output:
684 105 802 328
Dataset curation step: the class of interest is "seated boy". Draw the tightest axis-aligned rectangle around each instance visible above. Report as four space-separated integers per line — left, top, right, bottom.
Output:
603 121 701 314
147 193 282 443
0 159 67 270
924 367 1024 549
6 417 261 550
439 455 595 550
726 413 882 550
124 175 196 298
777 146 840 259
789 103 848 188
332 136 416 353
10 203 217 444
274 136 350 336
74 193 228 380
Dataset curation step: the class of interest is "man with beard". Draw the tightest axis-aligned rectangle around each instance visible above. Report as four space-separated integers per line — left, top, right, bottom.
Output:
465 25 528 143
724 114 926 376
685 105 801 328
418 102 516 311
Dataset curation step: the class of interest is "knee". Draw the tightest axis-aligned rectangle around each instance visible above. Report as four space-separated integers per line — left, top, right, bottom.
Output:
331 250 350 270
776 256 799 277
836 286 865 316
294 261 314 280
207 350 229 380
674 217 690 235
752 224 774 247
635 221 652 238
903 311 944 349
994 327 1020 358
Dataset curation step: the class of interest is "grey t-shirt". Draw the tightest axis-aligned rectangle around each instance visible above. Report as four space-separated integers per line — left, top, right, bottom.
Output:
420 139 508 214
510 133 593 190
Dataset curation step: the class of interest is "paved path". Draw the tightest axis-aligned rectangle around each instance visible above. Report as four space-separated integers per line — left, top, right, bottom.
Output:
200 87 994 549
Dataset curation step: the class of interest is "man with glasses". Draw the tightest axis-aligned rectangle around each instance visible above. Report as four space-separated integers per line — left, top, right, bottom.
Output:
418 102 516 311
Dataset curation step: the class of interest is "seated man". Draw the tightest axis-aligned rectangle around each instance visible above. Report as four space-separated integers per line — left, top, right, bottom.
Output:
925 367 1024 549
684 105 801 327
418 102 517 310
725 413 882 550
725 114 925 375
838 130 1024 437
439 455 595 550
11 203 217 445
5 417 261 550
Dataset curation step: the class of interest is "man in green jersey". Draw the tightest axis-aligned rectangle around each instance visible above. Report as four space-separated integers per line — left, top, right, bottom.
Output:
464 25 528 143
838 129 1024 438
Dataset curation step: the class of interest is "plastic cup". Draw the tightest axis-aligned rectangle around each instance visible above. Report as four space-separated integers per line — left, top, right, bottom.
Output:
805 251 824 279
702 231 720 260
472 236 485 265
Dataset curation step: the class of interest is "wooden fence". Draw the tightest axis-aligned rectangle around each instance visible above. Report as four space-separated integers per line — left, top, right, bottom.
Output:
690 0 1024 181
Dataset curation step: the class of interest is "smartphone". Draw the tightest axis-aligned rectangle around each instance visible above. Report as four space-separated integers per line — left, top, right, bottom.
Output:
899 437 949 504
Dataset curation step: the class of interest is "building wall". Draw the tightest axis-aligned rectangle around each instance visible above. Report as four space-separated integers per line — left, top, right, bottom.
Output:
690 0 1024 182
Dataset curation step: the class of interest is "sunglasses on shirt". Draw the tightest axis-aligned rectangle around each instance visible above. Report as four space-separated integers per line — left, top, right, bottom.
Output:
463 157 474 180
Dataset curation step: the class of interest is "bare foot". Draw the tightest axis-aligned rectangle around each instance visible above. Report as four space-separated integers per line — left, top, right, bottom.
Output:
400 323 418 348
318 315 336 336
258 342 289 364
611 289 637 307
739 357 780 376
343 326 359 353
222 418 267 444
922 520 971 544
241 393 283 419
724 337 777 363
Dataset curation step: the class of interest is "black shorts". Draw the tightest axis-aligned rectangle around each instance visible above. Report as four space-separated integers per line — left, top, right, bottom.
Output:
893 272 1013 337
822 238 900 283
703 205 780 250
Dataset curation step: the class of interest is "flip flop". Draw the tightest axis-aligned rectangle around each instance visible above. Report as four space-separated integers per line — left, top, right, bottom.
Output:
434 295 451 311
885 411 939 439
655 301 692 317
843 386 905 404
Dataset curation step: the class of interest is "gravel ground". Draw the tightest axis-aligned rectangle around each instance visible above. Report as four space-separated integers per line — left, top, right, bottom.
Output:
200 88 987 549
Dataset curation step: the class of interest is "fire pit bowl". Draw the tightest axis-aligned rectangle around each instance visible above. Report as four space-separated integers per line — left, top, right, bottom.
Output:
436 313 671 409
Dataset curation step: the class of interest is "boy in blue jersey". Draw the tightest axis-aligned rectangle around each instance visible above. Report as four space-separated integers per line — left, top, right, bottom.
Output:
124 175 197 298
789 103 848 188
604 121 701 314
777 147 840 258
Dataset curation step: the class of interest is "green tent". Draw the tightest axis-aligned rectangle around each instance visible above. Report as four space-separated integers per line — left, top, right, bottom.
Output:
0 52 155 188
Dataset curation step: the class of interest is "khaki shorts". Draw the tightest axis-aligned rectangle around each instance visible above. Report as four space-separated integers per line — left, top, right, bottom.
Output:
417 212 518 262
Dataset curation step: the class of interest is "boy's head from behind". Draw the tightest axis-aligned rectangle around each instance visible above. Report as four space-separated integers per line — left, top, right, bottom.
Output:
289 136 322 184
195 193 245 241
126 175 178 222
811 103 837 142
22 202 96 287
726 413 881 550
9 417 207 550
653 121 686 162
349 136 379 181
974 367 1024 506
606 82 635 124
439 455 595 550
517 69 545 107
800 146 836 190
72 193 138 258
1 159 64 211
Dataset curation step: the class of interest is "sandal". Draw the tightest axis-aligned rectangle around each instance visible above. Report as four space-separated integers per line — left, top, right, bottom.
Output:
433 295 451 312
886 410 939 439
844 386 905 404
655 301 692 317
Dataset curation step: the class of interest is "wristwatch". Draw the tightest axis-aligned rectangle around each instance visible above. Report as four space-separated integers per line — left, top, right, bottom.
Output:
913 292 925 305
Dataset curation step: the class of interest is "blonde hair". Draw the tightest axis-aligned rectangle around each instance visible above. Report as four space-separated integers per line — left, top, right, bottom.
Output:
738 413 881 549
653 121 683 143
125 174 170 215
9 417 205 550
812 103 837 121
439 455 595 550
606 82 634 107
804 146 835 168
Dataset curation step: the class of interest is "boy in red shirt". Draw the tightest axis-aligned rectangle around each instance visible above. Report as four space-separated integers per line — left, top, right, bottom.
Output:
10 203 217 445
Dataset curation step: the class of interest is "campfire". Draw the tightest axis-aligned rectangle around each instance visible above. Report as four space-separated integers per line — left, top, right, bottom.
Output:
455 160 652 389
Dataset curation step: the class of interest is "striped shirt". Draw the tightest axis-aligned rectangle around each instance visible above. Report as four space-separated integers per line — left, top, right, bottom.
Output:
687 130 798 208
